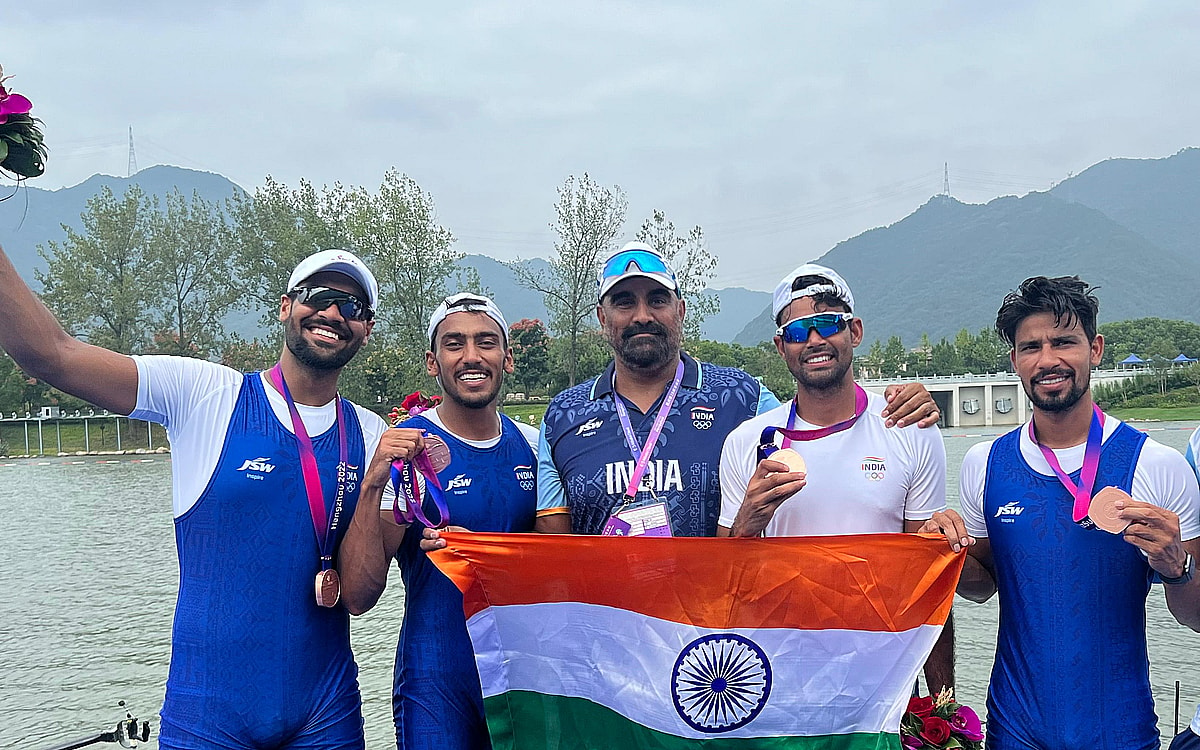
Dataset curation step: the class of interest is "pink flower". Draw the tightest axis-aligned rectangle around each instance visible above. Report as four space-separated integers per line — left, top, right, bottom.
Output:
901 733 926 750
0 74 33 125
951 705 984 741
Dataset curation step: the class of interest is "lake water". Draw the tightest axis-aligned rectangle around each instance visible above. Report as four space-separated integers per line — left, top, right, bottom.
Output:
3 422 1198 748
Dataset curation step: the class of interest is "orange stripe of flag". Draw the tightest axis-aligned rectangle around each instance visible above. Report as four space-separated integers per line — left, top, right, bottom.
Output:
429 532 965 632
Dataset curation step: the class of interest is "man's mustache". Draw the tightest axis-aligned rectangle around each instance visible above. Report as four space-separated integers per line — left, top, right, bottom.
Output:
622 322 668 340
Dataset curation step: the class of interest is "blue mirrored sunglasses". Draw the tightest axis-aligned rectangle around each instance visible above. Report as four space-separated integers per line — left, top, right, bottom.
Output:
290 286 374 322
600 249 675 282
776 312 853 343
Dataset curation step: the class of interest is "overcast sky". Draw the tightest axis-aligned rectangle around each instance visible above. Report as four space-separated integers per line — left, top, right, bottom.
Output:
5 2 1198 290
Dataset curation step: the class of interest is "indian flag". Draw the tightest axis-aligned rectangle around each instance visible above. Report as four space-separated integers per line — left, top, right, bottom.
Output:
429 533 964 749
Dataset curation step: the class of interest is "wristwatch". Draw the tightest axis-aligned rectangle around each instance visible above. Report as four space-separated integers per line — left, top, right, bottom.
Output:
1161 552 1195 585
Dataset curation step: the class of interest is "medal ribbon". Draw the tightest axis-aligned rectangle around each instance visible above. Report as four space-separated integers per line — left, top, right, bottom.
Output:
267 365 348 571
613 360 686 500
389 437 451 528
758 385 869 462
1029 403 1105 523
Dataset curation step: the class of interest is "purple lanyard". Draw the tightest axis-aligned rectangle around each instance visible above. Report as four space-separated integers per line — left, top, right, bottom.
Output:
613 360 685 500
1029 403 1105 523
758 385 868 461
267 365 348 571
390 443 451 528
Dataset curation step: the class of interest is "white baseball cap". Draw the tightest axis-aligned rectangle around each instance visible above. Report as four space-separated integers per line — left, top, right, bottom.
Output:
287 249 379 310
772 263 855 322
427 292 510 348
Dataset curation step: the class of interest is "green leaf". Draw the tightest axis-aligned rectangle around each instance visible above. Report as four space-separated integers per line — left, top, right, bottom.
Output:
0 139 8 163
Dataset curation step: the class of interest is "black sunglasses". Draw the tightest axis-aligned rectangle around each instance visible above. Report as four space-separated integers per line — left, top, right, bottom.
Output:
289 286 374 321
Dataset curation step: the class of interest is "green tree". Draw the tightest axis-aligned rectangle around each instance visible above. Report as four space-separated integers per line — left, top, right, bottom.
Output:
337 344 417 414
509 318 551 395
347 169 460 357
511 173 627 386
228 176 354 328
929 337 963 374
146 189 239 358
963 327 1008 373
37 185 157 353
635 210 719 342
548 329 611 393
881 335 908 377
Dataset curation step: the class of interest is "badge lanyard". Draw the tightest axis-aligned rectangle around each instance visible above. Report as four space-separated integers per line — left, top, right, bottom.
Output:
612 360 685 502
758 384 869 462
1029 403 1104 525
267 365 348 574
390 443 451 528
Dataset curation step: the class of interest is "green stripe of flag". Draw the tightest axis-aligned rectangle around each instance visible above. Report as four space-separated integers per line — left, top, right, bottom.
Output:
484 690 902 750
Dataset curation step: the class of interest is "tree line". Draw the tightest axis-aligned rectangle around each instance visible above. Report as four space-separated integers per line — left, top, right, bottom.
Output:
3 166 1198 417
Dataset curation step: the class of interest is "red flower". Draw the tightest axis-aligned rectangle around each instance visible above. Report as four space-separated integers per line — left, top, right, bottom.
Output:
907 695 935 718
919 716 952 746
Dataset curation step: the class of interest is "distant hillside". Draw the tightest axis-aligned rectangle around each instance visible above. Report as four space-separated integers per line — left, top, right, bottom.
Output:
735 191 1200 346
1050 148 1200 273
0 165 245 285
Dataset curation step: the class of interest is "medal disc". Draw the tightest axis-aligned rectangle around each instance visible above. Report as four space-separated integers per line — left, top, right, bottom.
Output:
769 448 807 473
1088 486 1131 534
315 568 341 607
423 434 452 473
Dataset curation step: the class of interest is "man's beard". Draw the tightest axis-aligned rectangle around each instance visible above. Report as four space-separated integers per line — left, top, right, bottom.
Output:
612 321 680 370
285 319 362 371
789 348 853 391
440 372 503 410
1026 368 1089 412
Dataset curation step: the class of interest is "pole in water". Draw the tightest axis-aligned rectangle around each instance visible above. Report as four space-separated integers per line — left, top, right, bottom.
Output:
1176 679 1181 737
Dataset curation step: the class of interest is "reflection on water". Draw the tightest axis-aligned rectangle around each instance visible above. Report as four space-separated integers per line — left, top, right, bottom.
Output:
2 420 1197 747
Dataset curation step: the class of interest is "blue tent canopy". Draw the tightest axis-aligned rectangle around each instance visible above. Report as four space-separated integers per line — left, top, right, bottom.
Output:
1173 353 1198 363
1120 354 1146 364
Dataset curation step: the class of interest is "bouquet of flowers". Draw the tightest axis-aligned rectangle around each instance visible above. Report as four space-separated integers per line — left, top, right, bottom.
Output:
900 688 984 749
0 64 48 180
389 391 442 425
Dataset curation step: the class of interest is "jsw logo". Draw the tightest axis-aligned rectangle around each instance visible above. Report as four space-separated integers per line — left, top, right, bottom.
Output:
237 457 275 473
576 418 604 436
995 502 1024 517
447 474 473 490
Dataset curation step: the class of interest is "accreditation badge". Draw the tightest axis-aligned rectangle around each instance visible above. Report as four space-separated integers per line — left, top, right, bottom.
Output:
604 500 673 537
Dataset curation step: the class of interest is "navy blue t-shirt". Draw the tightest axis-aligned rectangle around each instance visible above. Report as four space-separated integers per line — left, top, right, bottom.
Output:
537 352 779 536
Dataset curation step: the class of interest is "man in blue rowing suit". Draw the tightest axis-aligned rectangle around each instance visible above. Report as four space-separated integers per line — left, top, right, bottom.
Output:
925 276 1200 750
537 242 939 537
1171 426 1200 750
340 293 563 750
0 245 431 749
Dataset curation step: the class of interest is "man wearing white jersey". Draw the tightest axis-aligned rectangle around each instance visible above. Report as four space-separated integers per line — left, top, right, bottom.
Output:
717 263 952 693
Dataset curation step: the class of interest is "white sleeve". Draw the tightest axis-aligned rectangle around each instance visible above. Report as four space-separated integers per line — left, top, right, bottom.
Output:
959 441 994 538
717 424 756 529
1187 427 1200 481
901 426 948 521
517 422 540 451
1131 439 1200 542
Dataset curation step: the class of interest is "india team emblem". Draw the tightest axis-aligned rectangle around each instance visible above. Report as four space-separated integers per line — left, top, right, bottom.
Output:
691 406 716 430
671 633 772 733
514 464 535 492
861 456 886 482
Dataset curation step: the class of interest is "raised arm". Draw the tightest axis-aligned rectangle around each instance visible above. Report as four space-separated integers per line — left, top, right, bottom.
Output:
0 244 137 413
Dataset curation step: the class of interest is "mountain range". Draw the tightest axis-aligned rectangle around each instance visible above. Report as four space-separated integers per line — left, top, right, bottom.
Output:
3 149 1198 347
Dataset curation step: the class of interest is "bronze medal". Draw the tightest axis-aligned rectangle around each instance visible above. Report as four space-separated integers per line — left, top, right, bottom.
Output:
1088 486 1131 534
770 448 808 473
423 434 452 473
315 568 341 607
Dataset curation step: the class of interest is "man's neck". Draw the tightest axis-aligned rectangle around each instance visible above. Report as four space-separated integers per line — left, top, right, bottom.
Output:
792 378 858 427
612 356 681 413
1031 395 1097 449
435 401 501 441
272 356 340 406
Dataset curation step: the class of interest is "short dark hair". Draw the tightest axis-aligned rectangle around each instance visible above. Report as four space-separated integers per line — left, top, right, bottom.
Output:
776 274 851 325
995 276 1100 347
